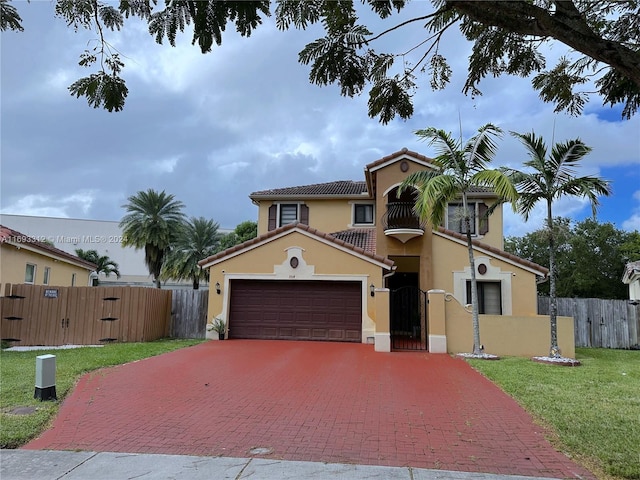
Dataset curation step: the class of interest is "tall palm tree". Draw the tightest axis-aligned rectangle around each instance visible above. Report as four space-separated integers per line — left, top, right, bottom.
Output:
75 249 121 279
120 189 185 288
400 124 518 355
504 132 611 358
161 217 221 289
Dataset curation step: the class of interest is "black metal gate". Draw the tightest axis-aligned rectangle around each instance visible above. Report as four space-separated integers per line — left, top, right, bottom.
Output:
390 286 428 351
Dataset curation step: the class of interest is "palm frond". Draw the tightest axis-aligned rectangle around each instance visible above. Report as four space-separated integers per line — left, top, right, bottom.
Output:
464 123 503 168
415 127 461 170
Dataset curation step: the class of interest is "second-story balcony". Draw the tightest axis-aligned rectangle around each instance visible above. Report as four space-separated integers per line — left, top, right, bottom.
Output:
382 202 426 243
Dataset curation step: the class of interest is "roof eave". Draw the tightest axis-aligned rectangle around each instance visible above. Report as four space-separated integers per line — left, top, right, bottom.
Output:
249 193 371 201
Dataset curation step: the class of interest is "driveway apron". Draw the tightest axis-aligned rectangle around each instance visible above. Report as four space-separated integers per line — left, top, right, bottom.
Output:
24 341 593 478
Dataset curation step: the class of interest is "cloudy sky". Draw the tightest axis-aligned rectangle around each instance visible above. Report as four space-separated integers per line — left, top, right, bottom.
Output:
2 1 639 238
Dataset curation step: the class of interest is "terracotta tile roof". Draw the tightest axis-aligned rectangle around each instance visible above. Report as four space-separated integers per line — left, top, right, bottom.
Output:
364 147 435 170
330 228 377 255
363 148 495 196
250 180 368 198
199 222 393 268
435 226 549 276
0 225 97 271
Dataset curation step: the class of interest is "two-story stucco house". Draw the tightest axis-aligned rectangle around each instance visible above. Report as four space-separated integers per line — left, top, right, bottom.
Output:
199 149 575 357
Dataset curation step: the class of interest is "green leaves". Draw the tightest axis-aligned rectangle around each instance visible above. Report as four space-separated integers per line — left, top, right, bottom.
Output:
8 0 639 117
506 218 635 299
275 0 323 30
148 1 270 52
596 69 640 120
299 24 371 97
161 216 221 288
464 26 546 99
54 0 95 30
148 2 191 47
69 51 128 112
0 0 24 31
120 189 186 287
428 54 451 90
367 77 413 124
532 58 589 116
68 71 129 112
75 249 121 278
98 4 124 30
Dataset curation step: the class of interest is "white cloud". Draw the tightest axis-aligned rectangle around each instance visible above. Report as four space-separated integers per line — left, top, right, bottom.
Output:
155 156 180 174
622 191 640 232
2 1 638 235
503 195 594 238
1 191 97 218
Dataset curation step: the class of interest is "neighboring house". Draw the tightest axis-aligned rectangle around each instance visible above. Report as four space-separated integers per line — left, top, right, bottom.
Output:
622 261 640 301
0 214 149 285
0 214 230 288
199 149 568 357
0 225 97 290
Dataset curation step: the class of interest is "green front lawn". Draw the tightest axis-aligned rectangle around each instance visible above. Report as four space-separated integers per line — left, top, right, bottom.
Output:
0 339 203 448
467 348 640 479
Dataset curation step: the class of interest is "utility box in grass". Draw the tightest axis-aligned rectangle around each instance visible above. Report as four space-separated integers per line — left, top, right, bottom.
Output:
34 354 57 401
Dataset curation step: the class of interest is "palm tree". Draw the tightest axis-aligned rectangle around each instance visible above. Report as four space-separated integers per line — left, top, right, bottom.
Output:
120 189 185 288
504 132 611 358
75 249 121 280
161 217 221 289
400 124 518 355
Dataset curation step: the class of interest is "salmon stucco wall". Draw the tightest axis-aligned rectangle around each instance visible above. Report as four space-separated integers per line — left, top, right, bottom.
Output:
373 160 435 291
204 230 388 342
431 234 540 316
257 199 359 235
441 294 575 358
0 244 92 288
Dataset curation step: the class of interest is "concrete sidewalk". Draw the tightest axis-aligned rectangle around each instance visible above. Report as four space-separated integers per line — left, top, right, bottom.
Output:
1 450 562 480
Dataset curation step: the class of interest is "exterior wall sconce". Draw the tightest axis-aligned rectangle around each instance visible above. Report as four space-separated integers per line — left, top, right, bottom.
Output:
215 282 221 294
370 283 375 297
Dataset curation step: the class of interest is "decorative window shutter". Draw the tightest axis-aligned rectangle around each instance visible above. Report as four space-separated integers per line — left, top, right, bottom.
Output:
268 204 277 231
300 204 309 225
478 203 489 235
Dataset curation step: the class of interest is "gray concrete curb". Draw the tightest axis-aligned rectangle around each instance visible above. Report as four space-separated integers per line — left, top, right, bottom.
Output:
0 450 562 480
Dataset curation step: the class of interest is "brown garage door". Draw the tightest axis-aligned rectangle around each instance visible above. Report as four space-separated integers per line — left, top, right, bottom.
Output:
229 280 362 342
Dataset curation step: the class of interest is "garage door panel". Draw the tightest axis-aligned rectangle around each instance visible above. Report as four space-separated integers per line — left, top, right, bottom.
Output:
345 330 361 340
328 329 346 340
262 327 278 337
229 280 362 342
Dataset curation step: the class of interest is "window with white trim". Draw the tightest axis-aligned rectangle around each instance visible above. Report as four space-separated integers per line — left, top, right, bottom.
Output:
25 264 36 284
353 203 374 225
466 281 502 315
43 267 51 285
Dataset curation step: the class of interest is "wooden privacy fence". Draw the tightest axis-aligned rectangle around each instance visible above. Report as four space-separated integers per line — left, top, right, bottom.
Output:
538 297 640 349
170 288 208 339
0 284 172 346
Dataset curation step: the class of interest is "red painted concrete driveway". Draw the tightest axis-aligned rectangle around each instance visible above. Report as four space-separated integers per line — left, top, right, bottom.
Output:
25 341 593 478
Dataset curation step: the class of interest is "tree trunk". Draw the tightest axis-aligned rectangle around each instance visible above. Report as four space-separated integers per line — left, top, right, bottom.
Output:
463 196 482 355
547 200 560 357
192 277 199 290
